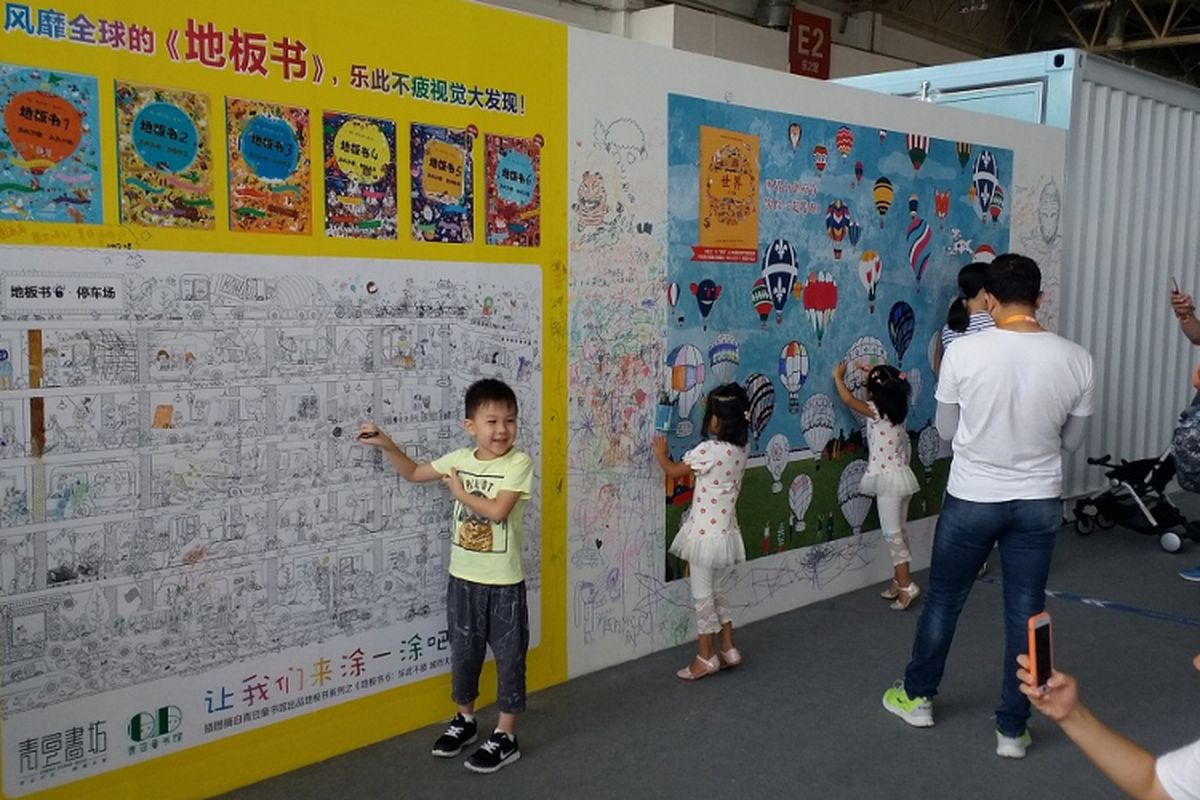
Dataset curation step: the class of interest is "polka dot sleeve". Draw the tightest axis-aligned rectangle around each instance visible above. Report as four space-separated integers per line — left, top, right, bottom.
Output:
682 441 716 475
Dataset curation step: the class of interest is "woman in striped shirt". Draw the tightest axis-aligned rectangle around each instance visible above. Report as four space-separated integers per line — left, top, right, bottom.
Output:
934 262 995 375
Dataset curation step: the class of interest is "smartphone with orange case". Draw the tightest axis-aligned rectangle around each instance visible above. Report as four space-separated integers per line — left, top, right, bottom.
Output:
1027 611 1053 692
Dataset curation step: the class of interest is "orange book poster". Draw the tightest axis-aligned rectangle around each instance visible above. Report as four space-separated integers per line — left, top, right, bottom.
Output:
115 81 214 228
696 125 759 262
226 98 312 235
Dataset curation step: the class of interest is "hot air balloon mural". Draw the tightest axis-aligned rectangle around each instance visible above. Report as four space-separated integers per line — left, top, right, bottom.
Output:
906 133 929 171
879 129 887 144
788 121 802 150
751 276 773 330
801 271 838 345
906 212 933 291
955 141 972 170
838 459 871 535
843 336 888 427
789 474 813 531
888 301 915 366
854 160 864 187
934 189 950 229
690 279 722 331
709 334 740 384
847 219 862 252
908 193 919 219
872 177 894 228
989 184 1005 224
779 341 809 413
744 373 775 448
766 433 789 493
973 150 999 222
812 144 828 173
835 126 854 158
667 282 682 326
667 344 705 437
801 393 834 466
858 250 882 314
761 238 799 324
825 200 851 260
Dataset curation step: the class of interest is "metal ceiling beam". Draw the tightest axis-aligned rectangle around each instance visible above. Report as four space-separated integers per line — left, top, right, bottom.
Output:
1090 30 1200 50
1129 0 1164 37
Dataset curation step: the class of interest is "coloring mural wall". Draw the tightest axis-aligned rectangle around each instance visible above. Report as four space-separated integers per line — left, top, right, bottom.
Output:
0 2 567 798
567 28 1068 677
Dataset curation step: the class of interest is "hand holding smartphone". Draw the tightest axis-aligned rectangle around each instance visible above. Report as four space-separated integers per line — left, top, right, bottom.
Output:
1027 611 1054 694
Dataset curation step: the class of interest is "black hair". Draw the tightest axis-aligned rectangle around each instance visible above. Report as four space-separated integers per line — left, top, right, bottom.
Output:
464 378 518 418
701 382 750 447
984 253 1041 305
946 261 990 333
866 365 909 426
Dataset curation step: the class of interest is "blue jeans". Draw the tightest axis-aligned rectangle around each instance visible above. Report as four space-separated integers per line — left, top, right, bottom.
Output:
903 494 1060 737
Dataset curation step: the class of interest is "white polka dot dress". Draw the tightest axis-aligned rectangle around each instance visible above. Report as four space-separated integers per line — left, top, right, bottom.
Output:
668 440 748 568
860 401 920 497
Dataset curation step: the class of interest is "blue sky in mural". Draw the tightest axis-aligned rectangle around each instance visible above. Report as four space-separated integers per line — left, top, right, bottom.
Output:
666 93 1012 456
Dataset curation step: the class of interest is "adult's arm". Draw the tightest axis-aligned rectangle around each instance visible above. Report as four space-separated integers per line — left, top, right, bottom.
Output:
935 401 959 442
1017 657 1172 800
1061 414 1088 453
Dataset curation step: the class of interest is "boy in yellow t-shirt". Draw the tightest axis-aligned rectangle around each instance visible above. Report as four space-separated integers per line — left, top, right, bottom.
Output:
358 378 532 774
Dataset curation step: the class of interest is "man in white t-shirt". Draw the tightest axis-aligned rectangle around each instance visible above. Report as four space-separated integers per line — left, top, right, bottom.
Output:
1016 650 1200 799
882 254 1095 759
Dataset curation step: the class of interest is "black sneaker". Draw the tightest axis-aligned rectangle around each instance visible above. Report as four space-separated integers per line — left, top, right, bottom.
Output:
464 731 520 774
431 713 477 758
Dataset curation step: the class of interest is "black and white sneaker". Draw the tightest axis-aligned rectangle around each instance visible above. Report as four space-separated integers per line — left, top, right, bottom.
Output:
431 713 477 758
464 731 520 774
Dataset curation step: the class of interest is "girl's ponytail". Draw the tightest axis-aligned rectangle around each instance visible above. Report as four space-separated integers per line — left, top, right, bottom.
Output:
947 261 990 332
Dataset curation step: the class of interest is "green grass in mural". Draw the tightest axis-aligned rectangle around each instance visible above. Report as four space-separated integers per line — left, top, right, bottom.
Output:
665 439 951 581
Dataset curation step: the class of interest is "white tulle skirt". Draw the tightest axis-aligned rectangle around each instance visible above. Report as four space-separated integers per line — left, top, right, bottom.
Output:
669 515 747 568
860 466 920 497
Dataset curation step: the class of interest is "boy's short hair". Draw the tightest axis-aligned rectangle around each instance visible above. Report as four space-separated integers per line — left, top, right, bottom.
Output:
985 254 1041 305
464 378 518 418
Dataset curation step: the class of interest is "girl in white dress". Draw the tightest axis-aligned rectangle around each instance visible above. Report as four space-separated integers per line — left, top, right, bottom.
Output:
833 363 922 610
652 383 750 680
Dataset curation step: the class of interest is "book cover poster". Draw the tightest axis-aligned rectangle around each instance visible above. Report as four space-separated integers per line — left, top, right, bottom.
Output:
115 81 214 228
0 63 102 224
485 133 541 247
323 111 397 239
411 123 473 244
227 98 312 235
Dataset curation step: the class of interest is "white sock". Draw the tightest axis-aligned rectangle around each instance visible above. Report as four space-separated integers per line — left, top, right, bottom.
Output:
460 713 474 722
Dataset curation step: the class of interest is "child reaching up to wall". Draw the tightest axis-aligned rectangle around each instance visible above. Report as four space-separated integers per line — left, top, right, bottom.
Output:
833 362 922 610
653 383 751 680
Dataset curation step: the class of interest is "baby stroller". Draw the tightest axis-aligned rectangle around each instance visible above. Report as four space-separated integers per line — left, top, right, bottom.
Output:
1073 450 1200 552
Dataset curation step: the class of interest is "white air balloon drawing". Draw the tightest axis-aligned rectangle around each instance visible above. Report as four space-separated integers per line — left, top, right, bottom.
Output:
667 344 705 437
778 340 809 413
918 423 940 477
837 459 871 535
789 474 813 531
843 336 889 427
766 433 789 493
709 334 740 384
907 367 923 407
801 393 835 467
